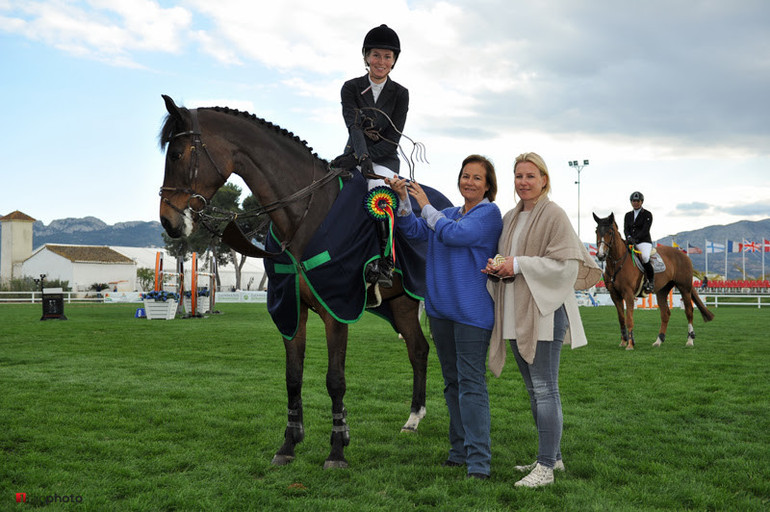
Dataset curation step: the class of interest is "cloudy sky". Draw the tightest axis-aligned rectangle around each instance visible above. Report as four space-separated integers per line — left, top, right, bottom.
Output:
2 0 769 242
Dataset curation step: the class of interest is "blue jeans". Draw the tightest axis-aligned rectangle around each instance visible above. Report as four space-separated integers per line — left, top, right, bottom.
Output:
429 317 491 476
511 305 568 469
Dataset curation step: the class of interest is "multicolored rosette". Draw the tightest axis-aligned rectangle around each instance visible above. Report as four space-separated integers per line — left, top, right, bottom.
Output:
363 186 399 221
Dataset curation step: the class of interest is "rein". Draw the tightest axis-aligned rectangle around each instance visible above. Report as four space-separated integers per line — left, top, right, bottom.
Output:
160 108 350 257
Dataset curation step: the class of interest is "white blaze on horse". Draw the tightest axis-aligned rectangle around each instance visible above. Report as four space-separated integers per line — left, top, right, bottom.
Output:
593 212 714 350
158 95 441 469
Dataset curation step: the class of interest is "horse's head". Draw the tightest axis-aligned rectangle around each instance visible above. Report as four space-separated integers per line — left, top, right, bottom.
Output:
593 212 619 262
158 95 230 238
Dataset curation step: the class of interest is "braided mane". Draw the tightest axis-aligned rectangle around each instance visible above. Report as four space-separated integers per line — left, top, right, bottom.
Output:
160 104 327 162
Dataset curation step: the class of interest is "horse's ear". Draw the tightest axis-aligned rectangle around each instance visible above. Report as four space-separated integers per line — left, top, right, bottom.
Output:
162 94 183 121
593 212 601 223
609 212 615 223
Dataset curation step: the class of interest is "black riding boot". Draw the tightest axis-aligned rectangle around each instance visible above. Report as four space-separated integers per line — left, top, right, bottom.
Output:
643 261 655 294
365 219 394 288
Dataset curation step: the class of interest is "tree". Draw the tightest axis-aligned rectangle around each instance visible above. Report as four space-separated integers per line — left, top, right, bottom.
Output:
137 267 154 291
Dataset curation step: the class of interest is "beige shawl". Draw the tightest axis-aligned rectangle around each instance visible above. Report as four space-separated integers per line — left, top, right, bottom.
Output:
488 197 602 376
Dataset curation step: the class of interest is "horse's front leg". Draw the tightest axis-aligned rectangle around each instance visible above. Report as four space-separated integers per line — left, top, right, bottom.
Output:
610 289 628 347
624 295 636 350
323 317 350 469
272 307 309 466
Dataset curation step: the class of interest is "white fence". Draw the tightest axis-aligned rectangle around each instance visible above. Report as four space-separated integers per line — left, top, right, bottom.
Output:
3 290 769 309
0 290 267 304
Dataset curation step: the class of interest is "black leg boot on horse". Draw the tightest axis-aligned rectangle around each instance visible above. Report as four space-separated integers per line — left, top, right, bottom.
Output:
365 219 394 288
643 261 655 294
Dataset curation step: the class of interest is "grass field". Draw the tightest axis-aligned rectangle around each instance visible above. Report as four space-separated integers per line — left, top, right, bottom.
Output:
1 303 768 511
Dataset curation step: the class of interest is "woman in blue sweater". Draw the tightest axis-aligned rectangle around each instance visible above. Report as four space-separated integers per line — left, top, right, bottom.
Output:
387 155 503 479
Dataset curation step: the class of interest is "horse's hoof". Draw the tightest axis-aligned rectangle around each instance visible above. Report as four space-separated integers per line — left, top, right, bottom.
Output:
685 340 694 347
401 406 426 432
625 345 634 351
323 459 349 470
619 341 627 348
652 340 662 347
271 454 295 466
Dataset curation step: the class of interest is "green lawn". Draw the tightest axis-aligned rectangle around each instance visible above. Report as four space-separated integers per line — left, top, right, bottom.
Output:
1 303 768 511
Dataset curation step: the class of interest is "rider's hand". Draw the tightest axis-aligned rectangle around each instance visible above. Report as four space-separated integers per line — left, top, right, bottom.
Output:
330 153 358 170
359 155 374 177
627 236 635 245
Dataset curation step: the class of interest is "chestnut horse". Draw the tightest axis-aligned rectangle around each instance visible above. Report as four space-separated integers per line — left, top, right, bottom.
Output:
593 213 713 349
158 95 433 469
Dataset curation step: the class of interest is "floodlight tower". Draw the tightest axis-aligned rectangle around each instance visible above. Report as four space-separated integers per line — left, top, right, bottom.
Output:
568 159 590 239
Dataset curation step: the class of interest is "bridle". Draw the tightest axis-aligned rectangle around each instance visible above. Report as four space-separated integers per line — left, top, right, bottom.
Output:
597 223 630 285
159 109 229 215
159 108 349 255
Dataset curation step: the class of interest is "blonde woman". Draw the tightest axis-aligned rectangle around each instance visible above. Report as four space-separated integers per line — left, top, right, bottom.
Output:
484 152 601 487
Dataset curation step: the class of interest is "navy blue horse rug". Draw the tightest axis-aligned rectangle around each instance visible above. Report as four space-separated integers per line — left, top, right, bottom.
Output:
264 172 452 339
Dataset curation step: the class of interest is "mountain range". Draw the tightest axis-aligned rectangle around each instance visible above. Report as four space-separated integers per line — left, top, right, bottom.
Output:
3 216 770 279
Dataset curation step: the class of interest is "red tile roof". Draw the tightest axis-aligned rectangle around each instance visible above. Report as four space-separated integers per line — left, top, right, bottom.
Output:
0 210 36 222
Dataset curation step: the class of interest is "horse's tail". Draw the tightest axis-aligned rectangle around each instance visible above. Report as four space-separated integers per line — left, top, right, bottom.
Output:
690 288 715 322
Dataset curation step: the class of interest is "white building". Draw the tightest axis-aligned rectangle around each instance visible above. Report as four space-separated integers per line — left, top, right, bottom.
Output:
22 244 136 292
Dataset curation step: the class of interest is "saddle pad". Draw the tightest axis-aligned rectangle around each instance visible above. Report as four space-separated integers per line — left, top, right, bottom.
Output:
264 172 452 339
632 249 666 274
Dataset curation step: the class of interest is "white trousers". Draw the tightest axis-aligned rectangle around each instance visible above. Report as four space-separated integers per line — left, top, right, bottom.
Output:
364 163 399 190
636 242 652 263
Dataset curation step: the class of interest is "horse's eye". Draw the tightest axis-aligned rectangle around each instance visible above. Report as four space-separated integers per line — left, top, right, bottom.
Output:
170 151 183 162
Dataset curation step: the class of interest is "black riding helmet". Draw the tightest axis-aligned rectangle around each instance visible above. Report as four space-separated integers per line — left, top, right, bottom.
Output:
362 24 401 63
630 191 644 202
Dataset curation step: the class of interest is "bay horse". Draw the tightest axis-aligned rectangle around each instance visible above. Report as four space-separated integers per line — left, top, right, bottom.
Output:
593 213 713 349
158 95 432 469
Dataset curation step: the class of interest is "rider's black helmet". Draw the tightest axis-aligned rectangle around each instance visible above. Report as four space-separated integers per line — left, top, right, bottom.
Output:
362 24 401 62
630 191 644 202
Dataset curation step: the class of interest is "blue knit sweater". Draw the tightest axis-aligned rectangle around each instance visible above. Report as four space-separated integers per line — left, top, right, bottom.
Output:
396 200 503 330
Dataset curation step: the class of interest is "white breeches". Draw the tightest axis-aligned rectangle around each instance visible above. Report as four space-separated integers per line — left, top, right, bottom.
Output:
637 242 652 263
364 163 399 190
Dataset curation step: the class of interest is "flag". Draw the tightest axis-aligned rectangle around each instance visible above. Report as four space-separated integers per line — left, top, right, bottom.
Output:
726 240 742 253
588 243 597 256
764 239 770 253
705 240 724 253
672 241 687 253
686 243 702 254
742 240 758 252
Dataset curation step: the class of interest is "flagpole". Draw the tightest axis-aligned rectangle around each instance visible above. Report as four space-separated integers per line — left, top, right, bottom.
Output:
740 238 746 279
725 238 728 279
705 238 708 277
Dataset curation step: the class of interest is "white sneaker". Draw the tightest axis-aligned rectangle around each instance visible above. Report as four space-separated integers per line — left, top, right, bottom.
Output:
514 463 554 487
514 459 565 472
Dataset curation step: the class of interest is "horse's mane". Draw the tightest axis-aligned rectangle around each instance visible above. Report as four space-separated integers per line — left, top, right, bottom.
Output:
159 105 326 162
